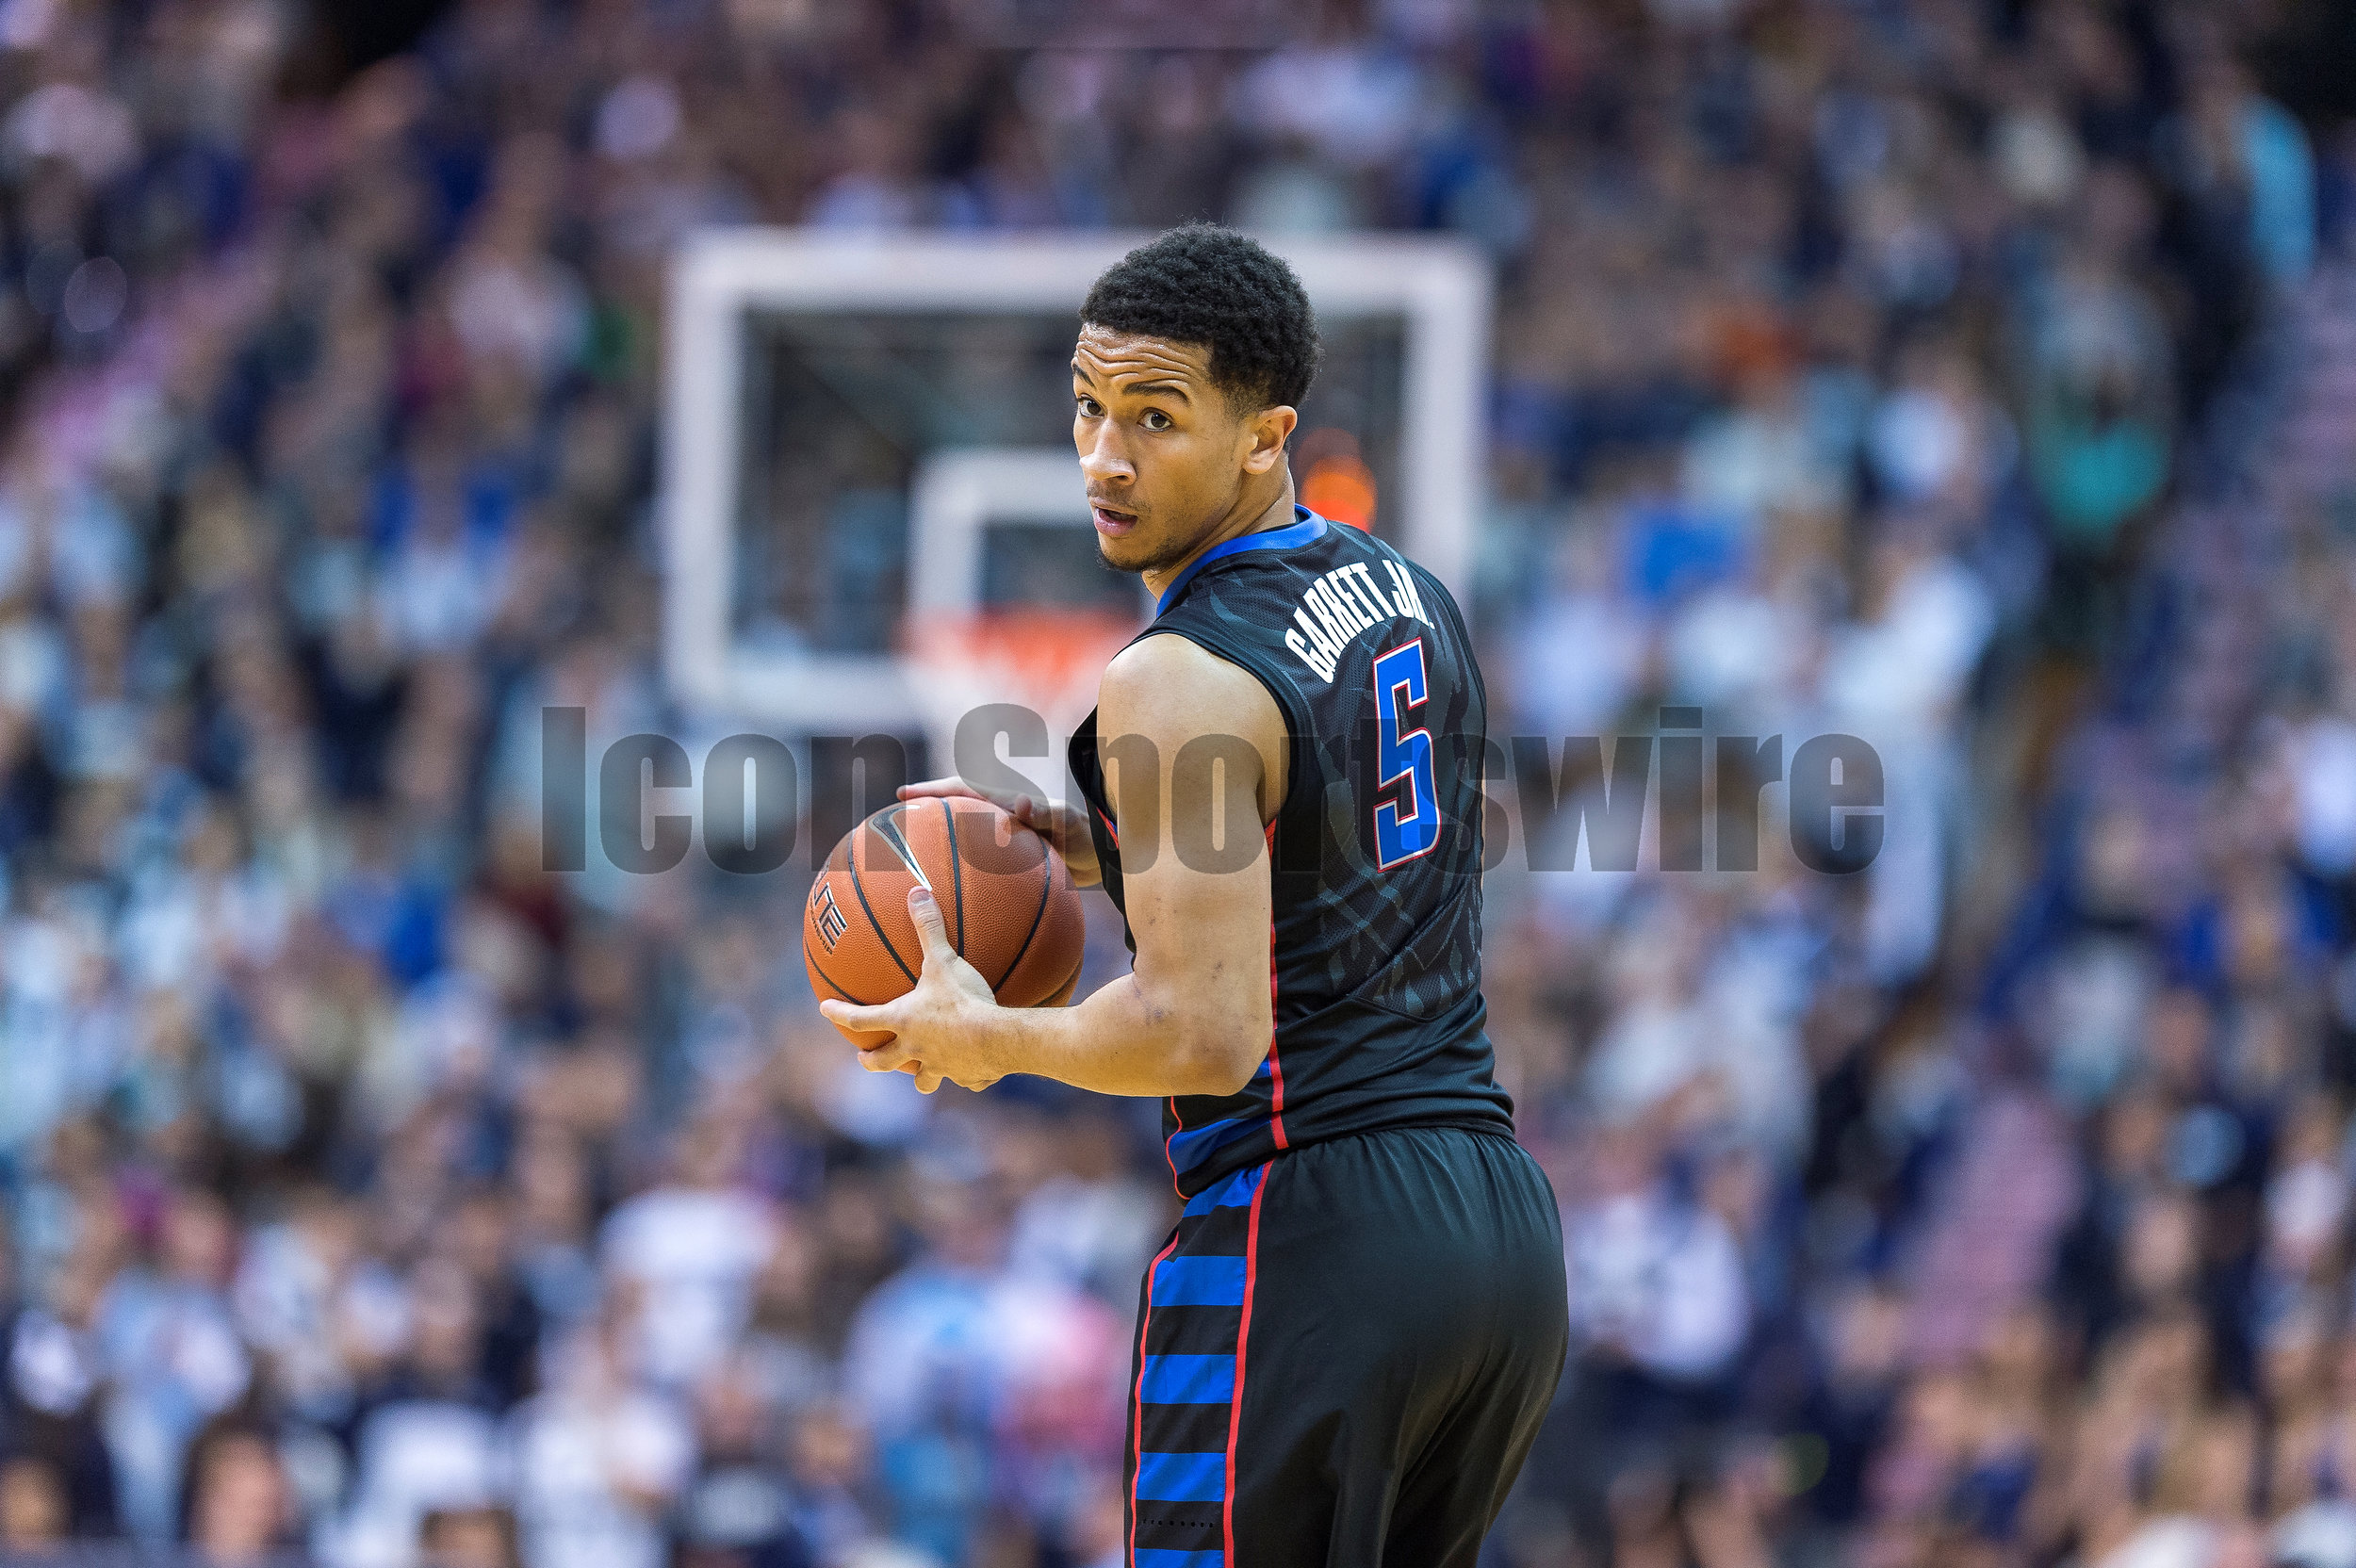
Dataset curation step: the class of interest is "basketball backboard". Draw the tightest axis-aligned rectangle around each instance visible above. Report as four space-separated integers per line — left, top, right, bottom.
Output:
661 228 1489 736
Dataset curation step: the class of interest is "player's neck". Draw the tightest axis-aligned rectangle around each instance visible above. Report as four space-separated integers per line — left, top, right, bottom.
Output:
1139 478 1298 604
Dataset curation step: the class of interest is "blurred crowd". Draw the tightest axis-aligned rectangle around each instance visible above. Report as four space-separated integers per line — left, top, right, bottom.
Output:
0 1 2348 1566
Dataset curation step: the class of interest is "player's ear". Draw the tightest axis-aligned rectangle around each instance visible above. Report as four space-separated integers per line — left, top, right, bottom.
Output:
1242 404 1297 476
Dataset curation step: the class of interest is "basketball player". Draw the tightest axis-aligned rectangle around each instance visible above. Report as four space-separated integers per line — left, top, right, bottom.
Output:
819 224 1569 1565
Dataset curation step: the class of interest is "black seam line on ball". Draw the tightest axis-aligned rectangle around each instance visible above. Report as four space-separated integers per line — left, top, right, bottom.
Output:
941 797 966 953
996 848 1055 990
806 947 874 1006
845 823 919 986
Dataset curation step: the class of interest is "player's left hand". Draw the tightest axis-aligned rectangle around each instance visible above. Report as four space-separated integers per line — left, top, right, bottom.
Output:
818 886 1004 1094
897 776 1101 888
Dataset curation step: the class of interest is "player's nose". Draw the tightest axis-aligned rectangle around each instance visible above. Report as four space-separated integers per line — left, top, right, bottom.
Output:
1076 427 1134 483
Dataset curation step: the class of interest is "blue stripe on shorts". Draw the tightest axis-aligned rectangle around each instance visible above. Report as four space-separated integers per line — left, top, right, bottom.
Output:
1136 1449 1226 1502
1152 1255 1247 1307
1139 1353 1236 1406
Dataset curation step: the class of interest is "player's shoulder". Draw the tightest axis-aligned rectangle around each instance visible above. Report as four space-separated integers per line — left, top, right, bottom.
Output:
1101 629 1279 730
1103 629 1267 701
1103 629 1213 686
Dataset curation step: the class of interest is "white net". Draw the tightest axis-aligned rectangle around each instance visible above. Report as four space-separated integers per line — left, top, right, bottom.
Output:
904 610 1139 802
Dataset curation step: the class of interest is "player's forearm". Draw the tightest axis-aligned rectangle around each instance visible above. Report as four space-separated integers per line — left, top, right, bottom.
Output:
980 972 1266 1099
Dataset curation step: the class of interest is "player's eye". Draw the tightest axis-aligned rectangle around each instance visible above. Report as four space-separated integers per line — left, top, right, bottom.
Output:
1076 396 1103 417
1141 409 1172 432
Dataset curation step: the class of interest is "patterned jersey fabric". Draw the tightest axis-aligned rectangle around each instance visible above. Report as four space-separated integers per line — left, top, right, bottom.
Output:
1068 506 1515 1199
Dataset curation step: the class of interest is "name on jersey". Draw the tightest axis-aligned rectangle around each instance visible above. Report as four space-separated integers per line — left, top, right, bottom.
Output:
1284 558 1435 684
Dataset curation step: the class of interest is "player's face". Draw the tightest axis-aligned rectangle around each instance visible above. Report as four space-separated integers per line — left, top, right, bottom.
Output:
1072 326 1284 576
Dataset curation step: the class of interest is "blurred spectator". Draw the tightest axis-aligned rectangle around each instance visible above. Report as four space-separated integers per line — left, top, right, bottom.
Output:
670 1359 812 1568
101 1189 252 1544
1558 1122 1754 1560
0 1451 70 1555
183 1422 300 1567
1 1224 118 1538
1001 1109 1160 1308
418 1506 520 1568
599 1115 778 1393
507 1315 693 1568
335 1258 506 1568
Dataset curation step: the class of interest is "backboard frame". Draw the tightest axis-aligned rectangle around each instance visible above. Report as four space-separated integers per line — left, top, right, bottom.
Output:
906 446 1149 619
663 228 1490 729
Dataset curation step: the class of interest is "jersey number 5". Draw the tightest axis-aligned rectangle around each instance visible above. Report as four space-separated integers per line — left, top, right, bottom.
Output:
1372 640 1441 870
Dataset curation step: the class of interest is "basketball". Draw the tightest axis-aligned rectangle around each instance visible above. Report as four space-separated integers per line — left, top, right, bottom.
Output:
804 796 1087 1038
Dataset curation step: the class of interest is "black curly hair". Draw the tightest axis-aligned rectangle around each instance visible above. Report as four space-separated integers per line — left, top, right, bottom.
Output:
1080 224 1320 413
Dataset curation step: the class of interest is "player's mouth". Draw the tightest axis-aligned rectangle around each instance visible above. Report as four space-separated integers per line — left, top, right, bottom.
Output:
1090 501 1139 536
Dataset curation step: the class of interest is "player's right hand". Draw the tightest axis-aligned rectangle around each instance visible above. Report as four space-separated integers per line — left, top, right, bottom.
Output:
825 885 1006 1095
895 776 1102 888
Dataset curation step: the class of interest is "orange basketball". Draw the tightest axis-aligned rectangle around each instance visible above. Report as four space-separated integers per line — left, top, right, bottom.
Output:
804 796 1087 1038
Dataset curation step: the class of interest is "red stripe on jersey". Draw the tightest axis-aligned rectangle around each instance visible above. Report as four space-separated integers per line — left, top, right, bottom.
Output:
1131 1229 1183 1564
1265 822 1288 1150
1222 1168 1268 1553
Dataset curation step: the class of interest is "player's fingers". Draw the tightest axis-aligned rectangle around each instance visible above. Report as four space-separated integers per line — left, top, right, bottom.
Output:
913 1070 943 1094
858 1036 917 1073
906 885 957 969
895 776 974 800
1042 800 1089 846
894 776 1039 823
820 998 893 1037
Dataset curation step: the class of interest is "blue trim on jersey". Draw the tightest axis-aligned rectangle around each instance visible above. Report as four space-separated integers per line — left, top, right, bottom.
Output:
1166 1116 1266 1175
1136 1450 1227 1502
1140 1353 1237 1405
1152 1255 1248 1306
1153 506 1328 617
1133 1554 1225 1568
1181 1163 1265 1217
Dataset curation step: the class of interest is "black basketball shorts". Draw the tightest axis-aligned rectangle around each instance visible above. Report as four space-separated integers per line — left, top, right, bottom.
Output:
1122 1124 1570 1567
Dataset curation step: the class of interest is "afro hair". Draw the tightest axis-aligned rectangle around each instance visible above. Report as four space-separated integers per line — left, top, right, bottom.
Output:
1080 224 1320 412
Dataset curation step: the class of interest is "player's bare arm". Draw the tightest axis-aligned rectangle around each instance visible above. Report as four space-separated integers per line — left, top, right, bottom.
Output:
819 632 1287 1099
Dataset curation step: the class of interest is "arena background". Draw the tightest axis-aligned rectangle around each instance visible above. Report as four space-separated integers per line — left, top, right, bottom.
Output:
2 2 2356 1566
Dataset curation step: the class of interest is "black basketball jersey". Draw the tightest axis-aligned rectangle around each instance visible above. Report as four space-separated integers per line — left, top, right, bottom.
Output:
1068 505 1515 1199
